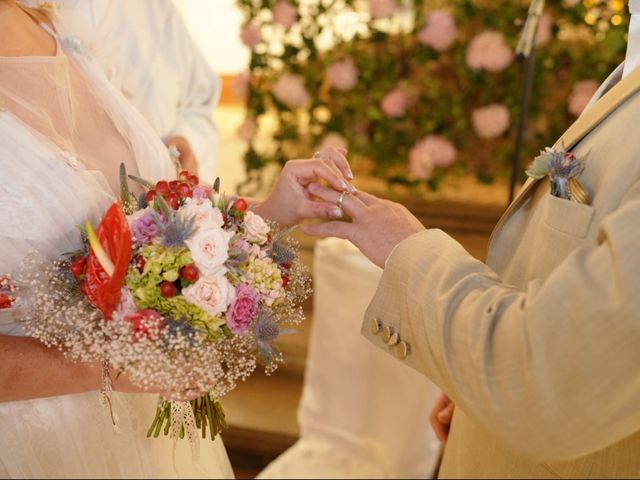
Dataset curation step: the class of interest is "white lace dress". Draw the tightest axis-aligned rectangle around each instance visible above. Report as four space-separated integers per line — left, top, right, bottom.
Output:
0 21 233 479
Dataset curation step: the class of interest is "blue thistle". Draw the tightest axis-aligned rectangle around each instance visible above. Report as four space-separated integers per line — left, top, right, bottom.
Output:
270 241 295 266
153 211 197 249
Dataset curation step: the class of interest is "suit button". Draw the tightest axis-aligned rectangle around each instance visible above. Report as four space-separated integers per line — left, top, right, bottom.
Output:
370 318 381 335
382 325 393 342
388 332 399 346
397 341 410 360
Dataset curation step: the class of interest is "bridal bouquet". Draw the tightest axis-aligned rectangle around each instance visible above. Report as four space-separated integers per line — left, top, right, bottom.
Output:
6 165 310 444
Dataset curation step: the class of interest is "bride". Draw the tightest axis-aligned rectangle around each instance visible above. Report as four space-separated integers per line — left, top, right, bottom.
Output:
0 1 351 478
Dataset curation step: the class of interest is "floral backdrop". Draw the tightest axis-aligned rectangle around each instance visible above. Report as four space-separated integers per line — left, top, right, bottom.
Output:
234 0 628 194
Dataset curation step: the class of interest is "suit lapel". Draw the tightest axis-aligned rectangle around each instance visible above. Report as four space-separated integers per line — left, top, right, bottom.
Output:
491 64 640 241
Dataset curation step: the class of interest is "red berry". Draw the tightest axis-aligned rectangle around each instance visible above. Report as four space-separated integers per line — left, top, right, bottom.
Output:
176 182 192 198
282 275 290 288
160 281 177 298
169 180 180 192
165 193 180 209
70 256 86 278
134 255 146 273
155 180 170 196
180 264 199 282
179 170 190 181
145 189 157 203
234 198 248 212
187 175 199 186
0 294 12 309
281 262 292 271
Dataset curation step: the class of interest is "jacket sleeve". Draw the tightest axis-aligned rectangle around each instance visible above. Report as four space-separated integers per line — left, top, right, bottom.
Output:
363 179 640 462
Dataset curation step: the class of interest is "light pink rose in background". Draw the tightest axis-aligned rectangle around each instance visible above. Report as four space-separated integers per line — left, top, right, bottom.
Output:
182 274 236 318
409 135 457 180
471 103 511 139
192 185 213 202
466 30 514 72
236 117 259 141
319 132 349 152
568 80 599 117
181 198 224 228
272 73 311 109
326 58 359 91
244 211 270 244
240 23 262 49
369 0 397 19
418 10 458 52
536 12 553 47
185 226 234 276
381 88 413 118
273 0 297 30
232 72 250 99
227 283 261 334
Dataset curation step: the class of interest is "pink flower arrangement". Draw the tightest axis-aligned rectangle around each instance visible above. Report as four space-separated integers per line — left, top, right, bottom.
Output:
237 117 259 141
381 88 413 118
417 10 457 52
272 73 311 109
568 80 599 117
273 0 297 30
319 132 349 152
466 30 514 72
240 23 262 49
326 58 359 91
471 104 511 139
129 209 160 244
409 135 457 180
181 274 236 318
227 284 261 334
232 72 250 99
369 0 397 19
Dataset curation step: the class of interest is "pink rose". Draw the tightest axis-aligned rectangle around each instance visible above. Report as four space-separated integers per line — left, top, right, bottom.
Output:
568 80 599 117
466 30 514 72
243 211 270 244
273 0 297 30
182 275 236 318
240 23 262 49
185 226 234 276
227 283 261 334
192 185 213 202
319 132 348 152
418 10 457 52
369 0 397 19
536 12 553 47
326 58 359 91
128 208 160 244
272 73 310 109
381 88 412 118
181 198 224 228
237 117 259 141
409 135 457 180
471 104 511 139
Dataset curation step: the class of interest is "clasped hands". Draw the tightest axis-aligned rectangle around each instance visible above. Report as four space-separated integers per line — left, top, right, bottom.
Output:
255 147 426 268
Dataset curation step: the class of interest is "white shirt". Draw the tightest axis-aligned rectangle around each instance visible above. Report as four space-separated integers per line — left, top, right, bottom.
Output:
38 0 221 178
624 0 640 78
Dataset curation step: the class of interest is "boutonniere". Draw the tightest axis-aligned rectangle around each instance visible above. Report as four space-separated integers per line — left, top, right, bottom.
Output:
526 147 590 204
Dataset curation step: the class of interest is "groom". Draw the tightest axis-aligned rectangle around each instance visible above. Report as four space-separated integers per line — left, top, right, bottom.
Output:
304 1 640 477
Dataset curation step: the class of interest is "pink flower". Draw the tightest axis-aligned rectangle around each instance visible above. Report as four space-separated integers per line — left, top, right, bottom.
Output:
129 208 160 244
418 10 457 52
273 0 297 30
227 283 261 335
568 80 599 117
185 226 234 276
409 135 457 180
381 88 412 118
272 73 310 109
536 12 553 47
232 72 250 99
319 132 348 152
326 58 359 91
244 211 270 244
182 274 236 318
466 30 514 72
237 117 259 141
192 185 213 202
369 0 398 19
124 309 164 340
181 198 224 228
471 104 511 139
240 23 262 49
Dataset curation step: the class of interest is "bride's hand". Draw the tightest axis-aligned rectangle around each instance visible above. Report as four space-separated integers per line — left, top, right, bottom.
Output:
252 147 356 227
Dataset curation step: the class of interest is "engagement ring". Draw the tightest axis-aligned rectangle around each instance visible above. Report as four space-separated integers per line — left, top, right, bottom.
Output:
336 190 350 210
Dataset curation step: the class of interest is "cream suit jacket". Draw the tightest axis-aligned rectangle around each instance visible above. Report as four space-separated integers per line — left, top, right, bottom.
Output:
362 63 640 478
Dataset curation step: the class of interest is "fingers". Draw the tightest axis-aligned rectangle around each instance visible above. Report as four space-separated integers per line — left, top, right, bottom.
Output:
297 199 345 221
307 182 366 218
315 147 353 180
437 400 455 424
430 414 450 444
303 220 354 240
295 160 353 193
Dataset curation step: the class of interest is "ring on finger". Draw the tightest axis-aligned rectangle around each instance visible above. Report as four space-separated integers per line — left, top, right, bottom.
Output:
336 190 351 210
313 151 324 159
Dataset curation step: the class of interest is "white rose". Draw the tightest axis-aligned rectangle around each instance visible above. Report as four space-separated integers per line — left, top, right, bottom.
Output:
244 211 270 244
185 226 234 276
181 199 224 228
182 274 236 317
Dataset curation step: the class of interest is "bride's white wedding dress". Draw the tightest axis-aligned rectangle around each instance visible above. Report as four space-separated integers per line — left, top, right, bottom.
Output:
0 18 233 479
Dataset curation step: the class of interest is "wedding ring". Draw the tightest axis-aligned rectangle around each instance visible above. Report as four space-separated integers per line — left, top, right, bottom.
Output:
313 151 323 159
336 190 350 210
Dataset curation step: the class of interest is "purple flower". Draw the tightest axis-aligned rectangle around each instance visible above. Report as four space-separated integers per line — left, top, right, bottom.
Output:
129 209 160 244
227 283 261 335
192 185 213 202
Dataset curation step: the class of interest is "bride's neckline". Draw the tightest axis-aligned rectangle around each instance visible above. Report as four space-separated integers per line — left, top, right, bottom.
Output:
0 5 61 61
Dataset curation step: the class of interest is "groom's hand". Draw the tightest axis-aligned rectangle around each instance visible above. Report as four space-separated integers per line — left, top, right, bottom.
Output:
430 393 455 444
303 185 425 268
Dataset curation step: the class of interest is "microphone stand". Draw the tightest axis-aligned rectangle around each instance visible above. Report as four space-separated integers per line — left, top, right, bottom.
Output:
509 0 546 203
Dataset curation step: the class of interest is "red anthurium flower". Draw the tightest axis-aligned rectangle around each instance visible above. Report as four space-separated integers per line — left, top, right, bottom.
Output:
84 202 132 320
0 294 12 309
